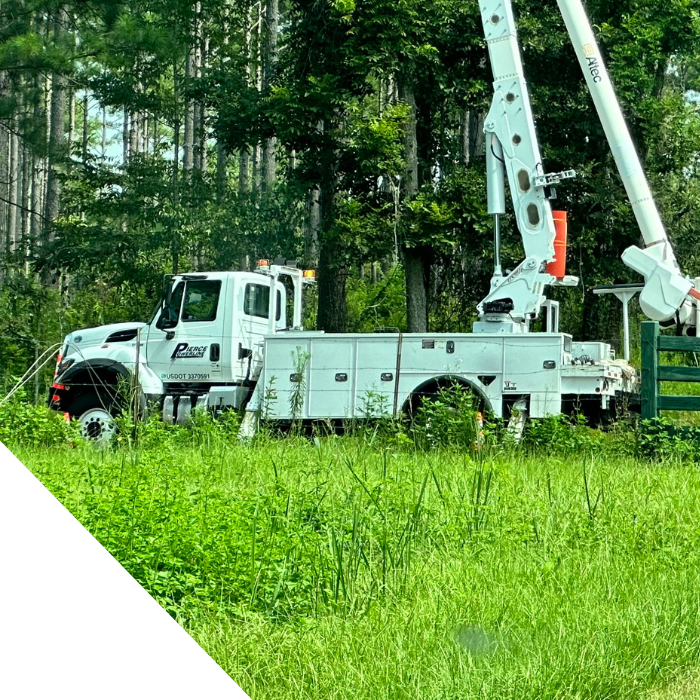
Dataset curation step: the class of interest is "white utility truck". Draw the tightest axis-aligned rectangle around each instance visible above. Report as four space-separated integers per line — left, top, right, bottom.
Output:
50 0 697 441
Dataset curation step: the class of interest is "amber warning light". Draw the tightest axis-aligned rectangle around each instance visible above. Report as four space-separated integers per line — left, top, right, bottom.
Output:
257 259 270 269
303 269 316 279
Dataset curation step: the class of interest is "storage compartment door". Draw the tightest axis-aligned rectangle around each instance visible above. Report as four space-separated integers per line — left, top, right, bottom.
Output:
307 340 355 419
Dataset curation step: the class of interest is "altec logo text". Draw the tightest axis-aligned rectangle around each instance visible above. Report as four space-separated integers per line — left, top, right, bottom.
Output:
586 55 603 83
171 343 208 359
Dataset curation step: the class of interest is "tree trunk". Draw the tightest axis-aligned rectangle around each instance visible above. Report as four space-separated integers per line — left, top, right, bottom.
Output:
129 110 139 157
304 185 320 267
172 60 181 274
195 28 208 172
238 147 249 194
316 119 346 332
82 92 89 162
142 113 148 154
251 1 262 192
400 77 429 332
317 239 347 333
468 110 485 163
122 107 129 162
21 144 31 269
67 88 75 153
0 123 8 278
403 82 418 196
30 153 44 259
101 106 107 157
216 141 228 202
261 0 278 194
184 43 195 171
8 119 19 258
152 111 158 151
404 247 431 331
237 2 253 197
460 109 470 167
252 142 260 190
26 63 46 268
44 8 68 257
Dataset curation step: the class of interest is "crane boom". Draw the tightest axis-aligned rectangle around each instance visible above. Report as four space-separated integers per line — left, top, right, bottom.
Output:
555 0 697 323
476 0 579 334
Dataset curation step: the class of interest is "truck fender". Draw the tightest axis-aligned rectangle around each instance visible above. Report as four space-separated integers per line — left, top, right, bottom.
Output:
59 358 164 404
60 358 131 385
401 375 493 417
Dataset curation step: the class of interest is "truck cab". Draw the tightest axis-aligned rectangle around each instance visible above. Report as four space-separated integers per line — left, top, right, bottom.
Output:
50 261 311 441
145 271 287 386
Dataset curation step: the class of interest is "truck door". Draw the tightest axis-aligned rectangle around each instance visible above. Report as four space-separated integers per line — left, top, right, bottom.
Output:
234 279 286 380
146 278 227 385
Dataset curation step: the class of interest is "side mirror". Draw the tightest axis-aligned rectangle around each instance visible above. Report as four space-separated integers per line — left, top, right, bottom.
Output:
156 309 178 331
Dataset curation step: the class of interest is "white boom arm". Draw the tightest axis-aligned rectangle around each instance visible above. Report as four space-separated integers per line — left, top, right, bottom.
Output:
555 0 699 323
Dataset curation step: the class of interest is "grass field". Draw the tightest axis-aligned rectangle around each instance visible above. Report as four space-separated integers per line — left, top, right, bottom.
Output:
8 414 700 700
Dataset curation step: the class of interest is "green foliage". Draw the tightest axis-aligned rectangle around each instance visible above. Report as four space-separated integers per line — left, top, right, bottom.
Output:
345 265 407 332
523 413 604 456
289 348 311 425
637 417 700 461
0 391 79 446
410 384 481 451
0 276 63 390
5 0 700 355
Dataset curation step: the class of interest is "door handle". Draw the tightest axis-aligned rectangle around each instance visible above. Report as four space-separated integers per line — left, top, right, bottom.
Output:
210 343 220 362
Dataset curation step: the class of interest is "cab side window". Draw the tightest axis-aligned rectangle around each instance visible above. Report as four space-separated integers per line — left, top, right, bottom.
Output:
244 283 282 321
181 280 222 322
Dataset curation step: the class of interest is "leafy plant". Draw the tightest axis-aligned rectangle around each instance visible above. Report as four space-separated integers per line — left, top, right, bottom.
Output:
289 348 310 429
523 413 603 456
410 384 480 451
636 417 700 462
0 389 80 447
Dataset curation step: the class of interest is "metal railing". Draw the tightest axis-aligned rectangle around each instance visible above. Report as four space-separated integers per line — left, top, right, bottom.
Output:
641 321 700 419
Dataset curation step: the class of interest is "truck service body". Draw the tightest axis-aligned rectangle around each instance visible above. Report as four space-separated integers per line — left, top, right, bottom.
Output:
49 263 635 441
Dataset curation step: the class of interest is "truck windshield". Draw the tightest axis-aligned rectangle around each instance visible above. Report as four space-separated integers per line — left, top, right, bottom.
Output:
152 281 185 326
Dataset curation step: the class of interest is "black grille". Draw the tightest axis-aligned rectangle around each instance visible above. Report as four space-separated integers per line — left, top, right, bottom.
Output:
106 328 139 343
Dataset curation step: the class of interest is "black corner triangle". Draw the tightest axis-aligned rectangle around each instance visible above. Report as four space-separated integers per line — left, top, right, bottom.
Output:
5 445 245 697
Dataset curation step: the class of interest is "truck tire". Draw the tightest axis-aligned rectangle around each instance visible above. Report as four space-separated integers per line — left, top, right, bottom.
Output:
70 393 117 444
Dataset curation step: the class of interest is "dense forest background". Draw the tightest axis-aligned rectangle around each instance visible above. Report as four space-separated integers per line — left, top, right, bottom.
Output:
2 0 700 390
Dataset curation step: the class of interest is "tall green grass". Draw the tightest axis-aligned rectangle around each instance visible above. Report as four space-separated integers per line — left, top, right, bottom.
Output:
11 425 700 699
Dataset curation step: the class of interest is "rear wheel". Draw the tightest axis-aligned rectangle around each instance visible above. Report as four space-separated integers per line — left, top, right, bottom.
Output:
405 379 489 422
70 393 117 444
406 381 487 449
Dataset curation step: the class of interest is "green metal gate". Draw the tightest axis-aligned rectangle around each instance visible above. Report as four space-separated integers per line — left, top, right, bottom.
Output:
641 321 700 420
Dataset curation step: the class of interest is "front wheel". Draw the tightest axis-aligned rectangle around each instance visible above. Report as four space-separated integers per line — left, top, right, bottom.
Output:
70 393 117 444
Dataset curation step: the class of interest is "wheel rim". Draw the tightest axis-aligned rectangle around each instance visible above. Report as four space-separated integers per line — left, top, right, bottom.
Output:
79 407 116 443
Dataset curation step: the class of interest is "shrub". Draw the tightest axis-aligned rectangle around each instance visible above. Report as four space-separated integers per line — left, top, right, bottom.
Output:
410 384 480 451
523 413 602 456
636 417 700 462
0 391 80 446
114 404 243 450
